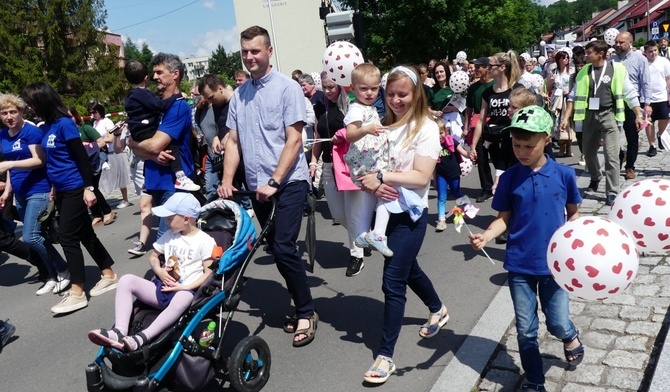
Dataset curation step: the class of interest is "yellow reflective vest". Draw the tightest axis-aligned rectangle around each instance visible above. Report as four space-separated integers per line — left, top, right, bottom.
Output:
573 62 627 122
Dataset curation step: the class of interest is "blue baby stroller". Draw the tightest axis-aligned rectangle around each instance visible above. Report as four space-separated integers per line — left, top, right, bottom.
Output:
86 197 273 392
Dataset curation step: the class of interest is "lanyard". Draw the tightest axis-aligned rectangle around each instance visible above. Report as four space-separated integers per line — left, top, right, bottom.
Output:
591 61 607 96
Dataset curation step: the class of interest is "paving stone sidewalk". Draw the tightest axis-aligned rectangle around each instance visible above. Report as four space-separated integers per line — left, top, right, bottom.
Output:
476 137 670 392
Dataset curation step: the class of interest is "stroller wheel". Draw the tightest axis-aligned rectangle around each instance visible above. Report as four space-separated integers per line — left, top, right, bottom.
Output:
228 336 271 392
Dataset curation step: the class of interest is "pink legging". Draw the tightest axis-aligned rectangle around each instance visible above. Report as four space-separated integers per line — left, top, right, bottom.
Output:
114 274 194 341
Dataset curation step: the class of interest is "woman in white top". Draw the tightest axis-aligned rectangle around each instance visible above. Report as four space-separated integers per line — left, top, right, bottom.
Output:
90 104 131 216
546 50 574 157
353 66 449 385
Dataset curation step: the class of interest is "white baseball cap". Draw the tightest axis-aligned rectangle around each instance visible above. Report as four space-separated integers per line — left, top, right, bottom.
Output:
151 192 201 218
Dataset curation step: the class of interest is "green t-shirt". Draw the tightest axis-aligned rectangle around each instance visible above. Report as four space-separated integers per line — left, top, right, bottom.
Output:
466 79 495 113
429 85 454 111
78 124 101 142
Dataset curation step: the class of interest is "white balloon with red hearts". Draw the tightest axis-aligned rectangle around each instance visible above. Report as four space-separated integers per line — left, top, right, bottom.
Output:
547 216 639 301
607 178 670 254
322 41 365 86
456 51 467 62
459 158 473 177
449 71 470 94
310 72 322 91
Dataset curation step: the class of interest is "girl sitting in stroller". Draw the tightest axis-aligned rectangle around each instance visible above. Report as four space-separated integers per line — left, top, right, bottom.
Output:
88 193 216 351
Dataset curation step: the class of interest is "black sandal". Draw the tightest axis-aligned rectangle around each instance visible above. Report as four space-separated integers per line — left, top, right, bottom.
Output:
283 315 297 333
563 336 585 367
292 312 318 347
88 327 125 350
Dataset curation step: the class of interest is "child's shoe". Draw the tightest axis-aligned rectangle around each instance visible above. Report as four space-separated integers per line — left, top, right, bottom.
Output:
365 232 394 257
175 176 200 191
435 219 447 232
355 233 372 249
122 332 148 352
88 328 125 350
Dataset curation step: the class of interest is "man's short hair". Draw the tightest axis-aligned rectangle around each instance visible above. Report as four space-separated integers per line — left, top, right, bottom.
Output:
235 69 250 78
297 74 315 85
150 52 185 83
351 63 381 85
585 40 608 56
644 40 658 52
124 60 148 85
198 74 227 94
661 37 669 44
240 25 271 47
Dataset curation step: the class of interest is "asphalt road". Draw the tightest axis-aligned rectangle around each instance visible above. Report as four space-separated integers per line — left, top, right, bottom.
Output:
0 169 517 392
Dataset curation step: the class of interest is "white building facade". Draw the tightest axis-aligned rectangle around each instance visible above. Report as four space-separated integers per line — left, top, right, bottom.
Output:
183 56 210 81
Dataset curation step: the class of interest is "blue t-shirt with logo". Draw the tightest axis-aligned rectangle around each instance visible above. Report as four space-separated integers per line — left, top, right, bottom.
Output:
41 117 84 192
144 97 194 191
0 123 51 197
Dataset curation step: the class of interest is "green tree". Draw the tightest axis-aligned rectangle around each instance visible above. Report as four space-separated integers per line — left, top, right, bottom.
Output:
139 42 154 68
0 0 125 107
124 37 142 63
208 44 241 81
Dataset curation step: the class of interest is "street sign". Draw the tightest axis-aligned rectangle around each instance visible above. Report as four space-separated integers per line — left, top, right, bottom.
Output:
653 33 660 41
664 23 670 32
664 32 669 39
653 21 659 28
652 27 660 35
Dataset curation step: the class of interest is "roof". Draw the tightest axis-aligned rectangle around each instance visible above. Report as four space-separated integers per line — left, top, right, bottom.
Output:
596 0 640 28
577 8 617 39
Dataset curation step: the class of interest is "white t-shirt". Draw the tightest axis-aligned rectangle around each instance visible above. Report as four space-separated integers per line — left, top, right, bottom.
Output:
93 117 115 150
386 119 440 209
648 57 670 103
343 102 380 126
153 229 217 286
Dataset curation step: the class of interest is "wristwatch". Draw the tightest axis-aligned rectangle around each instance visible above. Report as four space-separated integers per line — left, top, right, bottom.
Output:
267 178 280 189
85 186 94 192
376 172 384 184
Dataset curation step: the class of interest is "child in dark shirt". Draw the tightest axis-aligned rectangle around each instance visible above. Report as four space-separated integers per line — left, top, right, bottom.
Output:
123 60 199 191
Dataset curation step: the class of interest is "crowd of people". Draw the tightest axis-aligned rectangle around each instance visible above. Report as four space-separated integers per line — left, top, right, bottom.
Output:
0 24 666 391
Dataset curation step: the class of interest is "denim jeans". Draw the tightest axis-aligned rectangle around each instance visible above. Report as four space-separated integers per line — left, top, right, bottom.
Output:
508 271 578 386
435 174 463 220
252 180 314 319
379 209 442 358
148 189 175 240
15 192 68 279
203 154 220 201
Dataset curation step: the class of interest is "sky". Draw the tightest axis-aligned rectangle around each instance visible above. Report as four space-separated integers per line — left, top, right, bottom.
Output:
104 0 240 60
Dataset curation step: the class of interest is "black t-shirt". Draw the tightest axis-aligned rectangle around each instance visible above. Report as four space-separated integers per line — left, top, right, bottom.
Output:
481 82 524 136
436 143 461 178
315 103 345 163
310 90 328 120
467 79 495 113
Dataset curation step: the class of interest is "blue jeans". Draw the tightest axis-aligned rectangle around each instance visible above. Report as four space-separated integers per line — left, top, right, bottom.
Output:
435 174 463 220
508 272 578 386
148 189 175 240
15 192 68 279
203 154 220 201
379 209 442 358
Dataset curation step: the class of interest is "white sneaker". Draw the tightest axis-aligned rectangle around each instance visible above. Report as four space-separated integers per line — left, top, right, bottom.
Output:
174 176 200 191
36 279 57 296
89 274 118 297
51 290 88 314
53 270 71 294
578 155 586 166
116 200 132 209
435 220 447 232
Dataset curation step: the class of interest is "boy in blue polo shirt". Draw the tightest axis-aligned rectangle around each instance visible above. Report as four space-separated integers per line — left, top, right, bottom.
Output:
469 106 584 392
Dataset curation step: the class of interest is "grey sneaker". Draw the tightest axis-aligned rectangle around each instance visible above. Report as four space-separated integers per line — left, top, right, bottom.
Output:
51 290 88 314
89 274 118 297
128 242 147 256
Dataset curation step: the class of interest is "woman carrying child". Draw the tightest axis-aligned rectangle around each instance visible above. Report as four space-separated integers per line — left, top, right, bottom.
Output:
88 192 216 351
355 66 449 385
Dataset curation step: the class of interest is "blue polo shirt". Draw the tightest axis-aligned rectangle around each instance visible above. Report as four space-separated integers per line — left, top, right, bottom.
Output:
144 97 194 191
492 156 582 275
0 123 51 197
226 68 308 190
41 117 85 192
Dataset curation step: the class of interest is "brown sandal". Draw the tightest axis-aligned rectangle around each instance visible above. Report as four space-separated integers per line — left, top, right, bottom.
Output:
292 312 318 347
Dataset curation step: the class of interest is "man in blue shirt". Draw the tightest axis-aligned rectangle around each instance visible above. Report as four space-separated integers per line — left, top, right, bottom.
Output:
128 53 194 239
612 32 651 180
218 26 316 348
